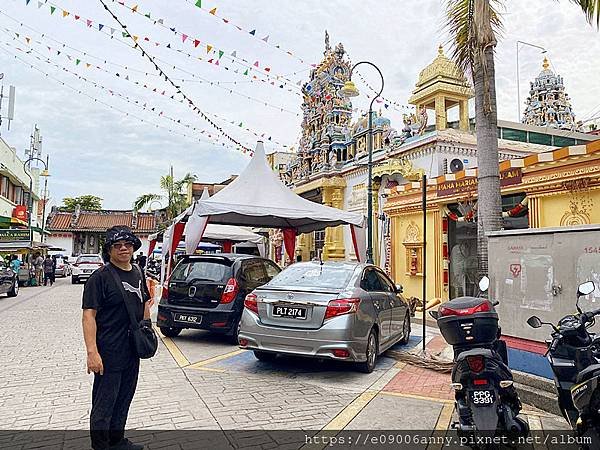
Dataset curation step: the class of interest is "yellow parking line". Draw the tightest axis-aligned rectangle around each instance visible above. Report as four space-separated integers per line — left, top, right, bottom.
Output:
379 390 454 404
435 402 455 430
187 349 244 369
322 391 378 431
153 325 190 367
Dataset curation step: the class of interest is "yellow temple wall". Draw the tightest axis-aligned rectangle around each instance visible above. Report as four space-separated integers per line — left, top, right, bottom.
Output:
533 188 600 228
391 210 443 303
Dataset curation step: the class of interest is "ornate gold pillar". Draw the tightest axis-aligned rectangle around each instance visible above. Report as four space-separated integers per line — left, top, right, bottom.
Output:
322 178 346 261
435 96 447 131
459 100 469 131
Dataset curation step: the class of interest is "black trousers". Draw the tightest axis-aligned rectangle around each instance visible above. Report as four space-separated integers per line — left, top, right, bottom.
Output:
90 360 140 450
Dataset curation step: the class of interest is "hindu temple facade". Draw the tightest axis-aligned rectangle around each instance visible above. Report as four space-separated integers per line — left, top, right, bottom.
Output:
522 58 582 131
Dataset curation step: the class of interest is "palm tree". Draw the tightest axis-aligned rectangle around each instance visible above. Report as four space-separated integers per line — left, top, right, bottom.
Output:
444 0 599 276
133 169 197 221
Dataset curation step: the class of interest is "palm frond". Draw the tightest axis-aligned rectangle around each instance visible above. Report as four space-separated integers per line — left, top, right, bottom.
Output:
569 0 600 27
133 193 162 212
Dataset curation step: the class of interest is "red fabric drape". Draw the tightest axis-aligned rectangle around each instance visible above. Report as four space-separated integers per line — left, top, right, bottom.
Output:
350 225 361 263
147 239 157 257
222 240 233 253
170 221 185 257
283 228 296 262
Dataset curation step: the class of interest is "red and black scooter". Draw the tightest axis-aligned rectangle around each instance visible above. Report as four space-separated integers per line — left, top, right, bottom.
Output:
430 277 528 440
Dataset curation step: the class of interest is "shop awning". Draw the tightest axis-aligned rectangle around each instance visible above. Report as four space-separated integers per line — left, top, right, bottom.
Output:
0 241 52 252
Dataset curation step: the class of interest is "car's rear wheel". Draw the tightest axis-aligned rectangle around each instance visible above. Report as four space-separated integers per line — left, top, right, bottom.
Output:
226 317 241 345
7 279 18 297
254 351 277 362
159 327 182 338
357 329 378 373
398 312 411 345
71 276 78 284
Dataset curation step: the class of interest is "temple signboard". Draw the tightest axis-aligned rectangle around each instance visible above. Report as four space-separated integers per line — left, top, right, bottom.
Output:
436 168 522 198
0 228 31 242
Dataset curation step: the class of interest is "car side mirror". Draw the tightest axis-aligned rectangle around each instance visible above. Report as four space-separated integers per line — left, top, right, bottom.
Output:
527 316 543 328
429 310 439 320
395 284 403 294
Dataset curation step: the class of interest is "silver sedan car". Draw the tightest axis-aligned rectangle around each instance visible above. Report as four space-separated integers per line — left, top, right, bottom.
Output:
238 261 411 372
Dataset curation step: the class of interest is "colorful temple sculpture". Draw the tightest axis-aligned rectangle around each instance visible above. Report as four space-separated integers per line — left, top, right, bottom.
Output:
522 57 582 131
280 36 597 305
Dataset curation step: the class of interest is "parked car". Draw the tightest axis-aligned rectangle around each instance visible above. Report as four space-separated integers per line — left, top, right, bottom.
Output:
54 256 72 278
71 254 104 284
0 265 19 297
157 254 281 343
239 261 411 373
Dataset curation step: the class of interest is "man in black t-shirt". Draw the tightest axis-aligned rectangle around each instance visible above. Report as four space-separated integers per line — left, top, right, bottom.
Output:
82 226 153 450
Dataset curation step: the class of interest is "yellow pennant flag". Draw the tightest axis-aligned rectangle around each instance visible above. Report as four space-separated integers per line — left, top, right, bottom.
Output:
86 63 91 68
209 7 217 15
206 45 212 53
133 35 139 42
25 37 31 44
62 10 69 18
132 5 138 13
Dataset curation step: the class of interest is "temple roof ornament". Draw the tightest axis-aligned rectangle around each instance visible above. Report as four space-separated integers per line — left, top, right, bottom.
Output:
522 57 582 131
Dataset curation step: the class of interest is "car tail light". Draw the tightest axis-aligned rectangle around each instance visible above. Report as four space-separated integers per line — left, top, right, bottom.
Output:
212 321 227 328
467 355 485 373
473 379 488 386
438 301 491 317
324 298 360 320
244 293 258 314
221 278 239 304
332 349 350 358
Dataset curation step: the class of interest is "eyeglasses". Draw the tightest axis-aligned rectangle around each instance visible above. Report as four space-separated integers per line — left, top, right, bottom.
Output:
112 242 134 250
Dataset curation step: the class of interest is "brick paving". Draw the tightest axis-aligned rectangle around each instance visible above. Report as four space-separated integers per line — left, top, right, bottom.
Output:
383 364 454 400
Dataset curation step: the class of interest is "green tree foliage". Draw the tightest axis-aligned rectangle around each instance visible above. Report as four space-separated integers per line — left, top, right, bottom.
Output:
61 195 103 212
133 170 196 221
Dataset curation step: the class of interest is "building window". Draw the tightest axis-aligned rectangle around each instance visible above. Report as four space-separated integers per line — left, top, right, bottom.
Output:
554 136 576 147
502 128 528 143
529 132 552 146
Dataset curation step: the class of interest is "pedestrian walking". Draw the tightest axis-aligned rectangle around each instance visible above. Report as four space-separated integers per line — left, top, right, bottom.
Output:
82 226 153 450
43 255 54 286
51 255 57 284
134 252 147 275
33 252 44 286
9 255 21 273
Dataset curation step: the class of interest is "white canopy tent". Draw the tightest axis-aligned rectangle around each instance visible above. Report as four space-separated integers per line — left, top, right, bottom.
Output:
164 141 365 266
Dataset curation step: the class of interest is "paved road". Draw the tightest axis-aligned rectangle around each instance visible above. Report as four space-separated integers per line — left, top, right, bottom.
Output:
0 278 570 447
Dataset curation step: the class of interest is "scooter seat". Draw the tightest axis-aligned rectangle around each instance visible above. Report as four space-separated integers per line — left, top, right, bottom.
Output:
576 363 600 384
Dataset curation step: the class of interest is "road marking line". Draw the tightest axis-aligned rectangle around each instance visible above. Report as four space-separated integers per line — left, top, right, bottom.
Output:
187 349 244 369
379 390 454 404
153 325 190 367
190 366 227 373
435 402 454 430
321 390 378 431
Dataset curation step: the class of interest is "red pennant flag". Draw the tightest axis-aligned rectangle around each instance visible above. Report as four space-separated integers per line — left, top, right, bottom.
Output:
74 15 80 20
87 19 92 27
193 39 200 47
253 61 259 67
264 67 271 72
223 19 229 23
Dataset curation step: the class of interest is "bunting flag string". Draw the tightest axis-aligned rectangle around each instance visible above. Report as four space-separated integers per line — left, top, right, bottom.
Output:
18 1 303 93
110 0 303 91
0 43 250 153
98 0 255 152
182 0 310 66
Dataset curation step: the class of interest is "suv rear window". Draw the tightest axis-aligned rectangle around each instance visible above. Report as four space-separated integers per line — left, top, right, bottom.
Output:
267 264 355 290
76 256 102 264
172 259 232 283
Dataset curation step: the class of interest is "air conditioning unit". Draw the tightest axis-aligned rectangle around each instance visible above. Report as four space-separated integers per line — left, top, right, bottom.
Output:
449 158 464 173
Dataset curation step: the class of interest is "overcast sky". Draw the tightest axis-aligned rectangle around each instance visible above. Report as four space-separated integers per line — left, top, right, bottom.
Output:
0 0 598 210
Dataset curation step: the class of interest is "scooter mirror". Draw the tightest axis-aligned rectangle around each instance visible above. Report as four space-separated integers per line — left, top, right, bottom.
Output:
578 281 595 297
527 316 543 328
429 310 439 320
479 276 490 293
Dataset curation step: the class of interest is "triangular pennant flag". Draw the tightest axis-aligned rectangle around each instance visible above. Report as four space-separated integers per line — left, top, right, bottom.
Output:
238 122 243 127
195 0 201 7
98 24 104 31
26 0 31 5
37 1 42 8
218 50 223 59
384 104 389 109
57 50 61 56
262 35 269 42
243 69 248 75
234 69 239 74
131 5 138 13
209 7 217 15
253 61 259 67
157 18 164 24
133 35 139 42
50 6 56 14
167 43 171 48
181 34 188 43
75 15 80 20
144 12 151 19
170 27 176 32
62 10 69 17
223 18 229 23
249 30 256 36
206 45 212 53
87 19 92 27
265 67 271 72
231 50 237 58
208 58 213 63
76 59 81 65
193 39 200 48
215 60 219 66
86 63 91 68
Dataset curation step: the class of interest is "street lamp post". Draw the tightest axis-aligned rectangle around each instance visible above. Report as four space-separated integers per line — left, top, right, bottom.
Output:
341 62 384 264
516 40 547 121
23 156 50 249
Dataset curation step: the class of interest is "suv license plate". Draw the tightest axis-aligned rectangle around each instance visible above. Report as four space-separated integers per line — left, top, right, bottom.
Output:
469 389 495 407
273 305 307 319
174 313 202 324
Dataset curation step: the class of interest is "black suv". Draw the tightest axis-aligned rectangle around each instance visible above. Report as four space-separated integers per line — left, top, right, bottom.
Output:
157 254 280 343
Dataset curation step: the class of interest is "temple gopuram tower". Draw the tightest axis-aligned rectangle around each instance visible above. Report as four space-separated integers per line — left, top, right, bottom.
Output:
522 57 582 131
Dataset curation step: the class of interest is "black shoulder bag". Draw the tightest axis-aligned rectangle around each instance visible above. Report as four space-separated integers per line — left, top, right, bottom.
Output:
107 264 158 359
